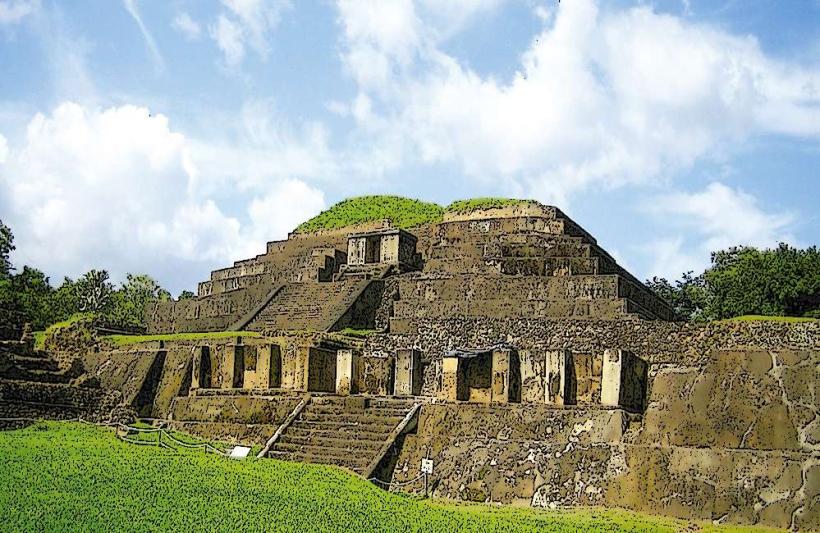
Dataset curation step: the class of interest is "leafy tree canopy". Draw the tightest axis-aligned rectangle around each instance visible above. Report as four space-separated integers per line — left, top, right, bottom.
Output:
648 243 820 321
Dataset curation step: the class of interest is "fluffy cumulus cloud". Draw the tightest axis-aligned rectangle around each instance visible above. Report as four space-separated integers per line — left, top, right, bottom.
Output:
645 182 796 278
0 102 327 291
335 0 820 205
209 0 292 67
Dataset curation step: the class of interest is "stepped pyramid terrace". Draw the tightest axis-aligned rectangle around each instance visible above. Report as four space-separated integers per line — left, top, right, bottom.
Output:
3 197 818 530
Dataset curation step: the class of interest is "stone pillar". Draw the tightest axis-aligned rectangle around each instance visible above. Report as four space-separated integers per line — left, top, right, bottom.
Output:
257 344 282 389
347 237 366 266
336 349 358 395
491 349 512 403
602 349 623 407
440 357 460 401
519 349 545 403
545 349 571 405
191 346 211 390
221 342 245 389
394 349 422 396
281 344 310 391
380 233 400 264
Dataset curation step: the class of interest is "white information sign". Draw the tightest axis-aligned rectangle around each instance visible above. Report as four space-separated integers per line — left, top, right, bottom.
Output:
229 445 252 459
421 458 434 474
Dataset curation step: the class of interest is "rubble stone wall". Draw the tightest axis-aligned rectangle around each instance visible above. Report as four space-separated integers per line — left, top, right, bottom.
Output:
388 346 819 529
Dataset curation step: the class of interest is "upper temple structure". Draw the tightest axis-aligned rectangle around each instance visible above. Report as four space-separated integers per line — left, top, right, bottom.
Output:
145 201 674 336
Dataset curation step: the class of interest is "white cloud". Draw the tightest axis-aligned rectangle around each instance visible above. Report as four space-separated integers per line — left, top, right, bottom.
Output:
0 0 38 24
210 0 292 67
210 14 245 67
335 0 820 204
0 102 329 291
172 12 201 41
122 0 165 73
0 133 7 164
644 182 795 278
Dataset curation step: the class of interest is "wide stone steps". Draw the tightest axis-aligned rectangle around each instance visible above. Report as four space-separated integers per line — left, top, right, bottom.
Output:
267 397 417 474
246 279 370 332
281 427 389 444
10 356 60 372
267 449 370 472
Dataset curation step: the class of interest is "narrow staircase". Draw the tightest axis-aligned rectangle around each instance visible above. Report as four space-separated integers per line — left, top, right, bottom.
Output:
266 396 418 475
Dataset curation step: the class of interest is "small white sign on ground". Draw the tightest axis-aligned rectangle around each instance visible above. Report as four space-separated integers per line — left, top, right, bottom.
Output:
229 446 251 459
421 458 434 474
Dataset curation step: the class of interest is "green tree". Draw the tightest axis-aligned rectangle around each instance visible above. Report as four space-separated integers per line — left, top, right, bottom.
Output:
704 244 820 319
177 290 195 300
74 270 114 314
646 271 709 321
9 266 56 330
652 243 820 321
109 274 171 327
0 220 14 279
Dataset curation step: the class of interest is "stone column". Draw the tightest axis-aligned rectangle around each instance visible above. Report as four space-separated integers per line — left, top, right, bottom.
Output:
545 349 571 405
221 342 245 389
491 349 511 403
336 349 358 395
256 344 282 389
439 357 460 401
601 348 624 407
282 344 310 391
519 349 545 403
191 346 211 390
394 349 422 396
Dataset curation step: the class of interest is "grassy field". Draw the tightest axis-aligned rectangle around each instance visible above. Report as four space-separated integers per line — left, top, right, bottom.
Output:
718 315 819 323
104 330 260 346
446 197 529 214
295 196 445 233
0 422 774 532
294 195 535 233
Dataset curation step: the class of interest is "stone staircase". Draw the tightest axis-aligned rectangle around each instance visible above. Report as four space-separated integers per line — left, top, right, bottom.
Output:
245 279 372 332
0 343 121 428
266 396 418 475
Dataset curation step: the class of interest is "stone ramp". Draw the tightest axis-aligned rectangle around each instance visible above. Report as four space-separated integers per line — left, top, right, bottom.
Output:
245 279 372 332
267 396 418 475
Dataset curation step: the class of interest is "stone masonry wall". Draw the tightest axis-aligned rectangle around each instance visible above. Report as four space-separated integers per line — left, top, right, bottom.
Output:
389 346 818 529
365 317 819 396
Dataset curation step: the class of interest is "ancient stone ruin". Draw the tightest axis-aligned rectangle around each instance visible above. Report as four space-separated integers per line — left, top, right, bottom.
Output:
5 200 818 529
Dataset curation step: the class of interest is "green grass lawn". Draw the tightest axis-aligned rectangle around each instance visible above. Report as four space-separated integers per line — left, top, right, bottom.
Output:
0 422 775 532
104 330 261 346
718 315 819 323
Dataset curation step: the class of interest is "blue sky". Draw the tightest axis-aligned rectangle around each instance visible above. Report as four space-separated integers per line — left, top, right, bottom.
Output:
0 0 818 295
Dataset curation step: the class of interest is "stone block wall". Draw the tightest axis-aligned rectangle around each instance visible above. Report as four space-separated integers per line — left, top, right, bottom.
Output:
386 344 818 529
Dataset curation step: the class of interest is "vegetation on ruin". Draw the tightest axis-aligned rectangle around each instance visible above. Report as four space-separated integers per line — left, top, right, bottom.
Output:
337 327 378 338
647 244 820 321
718 315 819 324
105 330 261 346
295 196 445 233
0 421 766 533
445 197 529 214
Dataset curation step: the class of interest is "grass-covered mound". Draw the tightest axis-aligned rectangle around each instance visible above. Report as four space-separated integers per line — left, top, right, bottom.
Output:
295 196 445 233
0 421 753 532
104 330 261 346
446 198 530 214
294 195 537 233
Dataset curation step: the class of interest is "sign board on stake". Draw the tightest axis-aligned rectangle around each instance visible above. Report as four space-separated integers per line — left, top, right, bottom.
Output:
421 458 434 474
